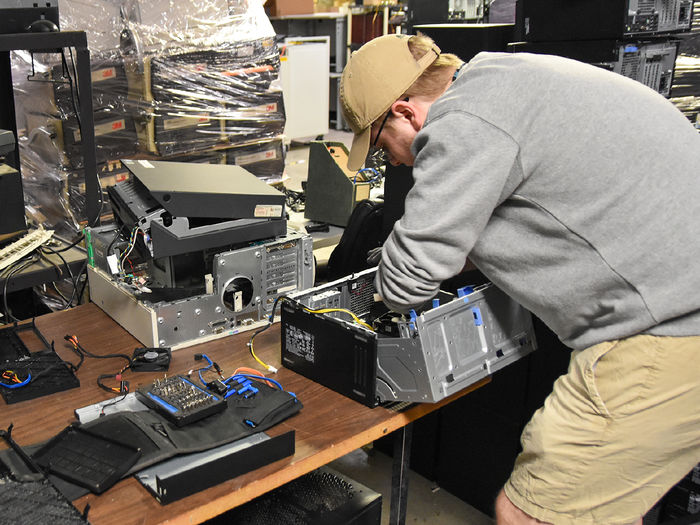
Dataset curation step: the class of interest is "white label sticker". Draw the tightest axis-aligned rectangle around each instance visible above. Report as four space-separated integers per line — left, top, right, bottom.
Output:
162 115 210 130
234 148 278 165
254 204 283 218
106 254 119 275
92 67 117 83
74 119 126 142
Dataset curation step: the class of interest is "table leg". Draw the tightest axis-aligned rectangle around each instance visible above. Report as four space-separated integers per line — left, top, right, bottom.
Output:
389 422 413 525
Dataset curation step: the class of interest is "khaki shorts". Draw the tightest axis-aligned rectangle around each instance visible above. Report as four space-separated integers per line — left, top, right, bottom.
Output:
504 334 700 525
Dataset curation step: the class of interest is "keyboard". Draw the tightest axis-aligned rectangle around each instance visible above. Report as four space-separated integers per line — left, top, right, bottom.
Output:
0 228 54 272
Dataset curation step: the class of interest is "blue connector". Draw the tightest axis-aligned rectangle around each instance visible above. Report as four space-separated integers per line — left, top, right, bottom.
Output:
471 306 483 326
457 286 474 297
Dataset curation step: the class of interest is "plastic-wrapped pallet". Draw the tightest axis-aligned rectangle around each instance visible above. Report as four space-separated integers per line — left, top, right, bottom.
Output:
9 0 287 314
12 0 285 237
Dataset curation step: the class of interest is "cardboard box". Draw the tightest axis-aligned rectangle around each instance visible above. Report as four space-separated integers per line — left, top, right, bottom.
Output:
266 0 315 16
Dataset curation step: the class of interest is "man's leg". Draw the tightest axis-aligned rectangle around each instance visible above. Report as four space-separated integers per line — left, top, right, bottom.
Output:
495 490 643 525
500 335 700 525
495 488 550 525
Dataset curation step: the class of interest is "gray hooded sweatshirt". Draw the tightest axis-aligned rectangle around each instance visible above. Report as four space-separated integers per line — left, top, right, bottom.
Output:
376 51 700 350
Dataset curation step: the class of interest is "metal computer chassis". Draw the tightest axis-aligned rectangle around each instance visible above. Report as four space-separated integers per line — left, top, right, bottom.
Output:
87 228 314 349
281 268 537 407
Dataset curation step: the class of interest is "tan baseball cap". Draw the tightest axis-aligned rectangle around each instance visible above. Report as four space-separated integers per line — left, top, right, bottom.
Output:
340 34 440 171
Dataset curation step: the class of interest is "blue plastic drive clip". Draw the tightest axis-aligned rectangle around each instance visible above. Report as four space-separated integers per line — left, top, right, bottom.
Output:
457 286 474 298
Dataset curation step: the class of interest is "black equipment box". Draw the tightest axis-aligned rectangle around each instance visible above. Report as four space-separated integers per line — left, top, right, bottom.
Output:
0 164 26 241
61 112 138 168
146 112 223 157
304 141 372 227
220 466 382 525
224 137 285 180
508 39 680 97
515 0 693 42
414 23 515 61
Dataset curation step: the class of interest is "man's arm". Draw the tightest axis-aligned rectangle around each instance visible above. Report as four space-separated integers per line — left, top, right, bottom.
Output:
375 111 522 312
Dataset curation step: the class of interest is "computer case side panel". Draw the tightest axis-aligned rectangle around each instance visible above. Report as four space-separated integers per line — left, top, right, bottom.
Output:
281 303 379 407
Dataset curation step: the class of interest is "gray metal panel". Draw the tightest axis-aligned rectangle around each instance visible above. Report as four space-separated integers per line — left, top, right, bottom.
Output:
148 216 286 258
87 266 159 347
375 284 536 403
87 228 314 350
121 159 285 219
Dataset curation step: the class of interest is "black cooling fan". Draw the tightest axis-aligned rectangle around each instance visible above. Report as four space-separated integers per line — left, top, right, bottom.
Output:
130 347 171 372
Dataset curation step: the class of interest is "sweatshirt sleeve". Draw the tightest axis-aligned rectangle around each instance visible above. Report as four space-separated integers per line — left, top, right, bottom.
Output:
375 111 522 312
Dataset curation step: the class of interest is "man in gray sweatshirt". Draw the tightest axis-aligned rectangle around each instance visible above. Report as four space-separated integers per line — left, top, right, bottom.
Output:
340 33 700 525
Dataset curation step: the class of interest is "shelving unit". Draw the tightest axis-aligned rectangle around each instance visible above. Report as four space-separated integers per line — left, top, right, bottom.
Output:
271 6 393 131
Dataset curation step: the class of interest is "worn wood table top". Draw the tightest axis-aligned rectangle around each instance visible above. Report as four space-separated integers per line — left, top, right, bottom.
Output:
0 303 487 524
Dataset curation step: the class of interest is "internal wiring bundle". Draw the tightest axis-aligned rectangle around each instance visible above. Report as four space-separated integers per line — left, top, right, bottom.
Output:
116 224 151 288
246 295 374 374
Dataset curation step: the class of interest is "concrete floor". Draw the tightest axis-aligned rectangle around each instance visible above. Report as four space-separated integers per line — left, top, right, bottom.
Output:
328 447 494 525
282 131 495 525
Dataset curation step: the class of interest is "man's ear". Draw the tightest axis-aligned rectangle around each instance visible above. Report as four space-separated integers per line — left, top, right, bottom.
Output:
391 98 424 131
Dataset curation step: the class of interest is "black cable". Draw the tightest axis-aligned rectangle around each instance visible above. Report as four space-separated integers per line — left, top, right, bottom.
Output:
64 335 132 366
64 335 133 394
99 392 129 415
64 339 85 372
67 48 81 110
75 258 89 305
246 294 290 360
39 246 78 308
60 48 104 228
60 49 82 135
2 254 40 323
50 233 85 253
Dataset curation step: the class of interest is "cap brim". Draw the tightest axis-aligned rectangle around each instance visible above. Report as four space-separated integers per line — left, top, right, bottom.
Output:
347 126 371 172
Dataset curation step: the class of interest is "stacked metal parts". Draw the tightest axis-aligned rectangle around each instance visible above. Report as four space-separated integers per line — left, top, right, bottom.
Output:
86 160 314 350
11 0 286 242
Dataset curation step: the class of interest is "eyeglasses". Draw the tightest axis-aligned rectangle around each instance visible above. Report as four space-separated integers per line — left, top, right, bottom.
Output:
367 111 392 166
366 97 407 167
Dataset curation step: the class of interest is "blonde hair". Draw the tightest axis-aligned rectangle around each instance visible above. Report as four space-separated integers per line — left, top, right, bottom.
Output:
405 33 463 99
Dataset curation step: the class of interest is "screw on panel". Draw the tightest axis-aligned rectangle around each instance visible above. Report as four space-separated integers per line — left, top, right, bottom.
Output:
159 340 166 346
199 329 206 336
158 317 164 324
195 309 201 315
219 259 225 266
